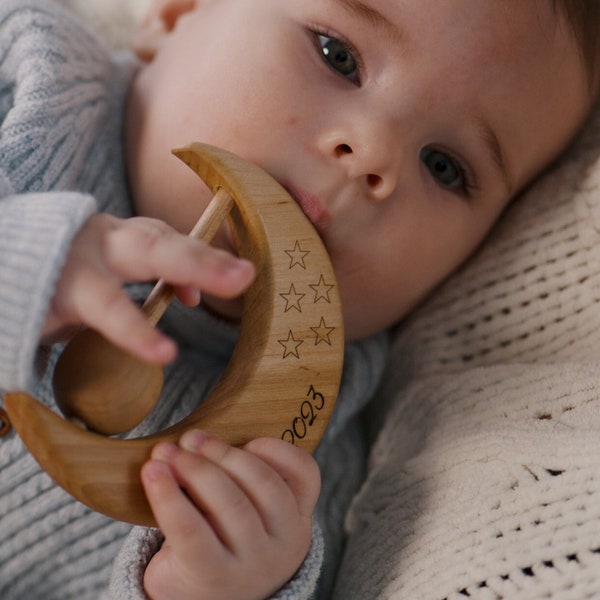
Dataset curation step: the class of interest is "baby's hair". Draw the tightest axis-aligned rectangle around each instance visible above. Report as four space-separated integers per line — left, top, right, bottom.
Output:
553 0 600 96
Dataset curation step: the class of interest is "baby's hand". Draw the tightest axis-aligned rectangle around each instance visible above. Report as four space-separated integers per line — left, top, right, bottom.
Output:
141 432 321 600
42 213 254 363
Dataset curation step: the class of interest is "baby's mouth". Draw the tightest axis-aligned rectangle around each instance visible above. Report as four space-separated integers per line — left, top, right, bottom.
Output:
220 180 331 254
281 182 332 236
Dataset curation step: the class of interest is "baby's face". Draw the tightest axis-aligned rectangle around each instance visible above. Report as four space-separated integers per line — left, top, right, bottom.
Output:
127 0 590 339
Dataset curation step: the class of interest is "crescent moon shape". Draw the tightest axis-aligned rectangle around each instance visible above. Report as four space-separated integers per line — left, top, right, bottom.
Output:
4 143 344 526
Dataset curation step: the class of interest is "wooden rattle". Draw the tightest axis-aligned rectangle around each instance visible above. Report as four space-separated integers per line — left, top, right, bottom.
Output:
4 143 344 527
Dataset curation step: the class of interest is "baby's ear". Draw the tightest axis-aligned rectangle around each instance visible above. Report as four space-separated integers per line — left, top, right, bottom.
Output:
132 0 196 62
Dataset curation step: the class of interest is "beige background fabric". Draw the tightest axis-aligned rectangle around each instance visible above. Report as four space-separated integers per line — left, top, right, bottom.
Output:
58 0 149 48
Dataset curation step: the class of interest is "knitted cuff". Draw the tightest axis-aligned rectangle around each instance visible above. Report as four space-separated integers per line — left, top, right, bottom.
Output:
0 191 95 391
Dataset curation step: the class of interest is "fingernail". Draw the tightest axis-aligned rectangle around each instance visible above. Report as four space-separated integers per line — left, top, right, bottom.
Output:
152 337 177 363
142 460 170 483
152 442 179 460
229 258 254 274
180 429 209 453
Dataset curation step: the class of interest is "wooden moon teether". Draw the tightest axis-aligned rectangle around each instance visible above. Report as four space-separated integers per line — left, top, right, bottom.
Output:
4 143 344 526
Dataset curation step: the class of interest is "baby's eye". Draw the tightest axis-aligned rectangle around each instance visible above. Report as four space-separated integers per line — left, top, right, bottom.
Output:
314 33 361 85
420 147 473 195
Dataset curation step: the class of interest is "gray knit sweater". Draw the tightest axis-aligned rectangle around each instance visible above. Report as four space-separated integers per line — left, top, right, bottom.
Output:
0 1 388 598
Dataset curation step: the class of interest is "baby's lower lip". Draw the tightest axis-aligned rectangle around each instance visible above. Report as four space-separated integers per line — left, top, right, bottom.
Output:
281 183 331 234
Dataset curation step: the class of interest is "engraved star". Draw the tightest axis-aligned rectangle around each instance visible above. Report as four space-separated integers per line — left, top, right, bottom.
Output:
310 275 335 303
285 241 310 270
311 317 336 346
280 284 305 312
278 330 304 359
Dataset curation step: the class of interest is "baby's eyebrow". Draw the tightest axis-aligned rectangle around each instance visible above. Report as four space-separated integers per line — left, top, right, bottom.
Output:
477 118 512 195
333 0 403 43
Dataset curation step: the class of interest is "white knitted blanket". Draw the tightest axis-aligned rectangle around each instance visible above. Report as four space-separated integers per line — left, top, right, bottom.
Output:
56 2 600 598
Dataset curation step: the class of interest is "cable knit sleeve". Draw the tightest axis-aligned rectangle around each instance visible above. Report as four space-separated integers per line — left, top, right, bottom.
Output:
0 192 95 392
0 0 123 391
107 523 325 600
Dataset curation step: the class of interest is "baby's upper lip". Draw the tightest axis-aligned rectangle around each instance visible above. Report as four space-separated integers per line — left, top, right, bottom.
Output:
281 182 332 234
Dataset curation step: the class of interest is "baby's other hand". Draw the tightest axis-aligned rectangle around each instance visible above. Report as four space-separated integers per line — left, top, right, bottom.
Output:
42 213 254 363
141 433 321 600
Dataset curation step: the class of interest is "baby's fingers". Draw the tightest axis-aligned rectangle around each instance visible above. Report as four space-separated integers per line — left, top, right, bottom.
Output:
141 455 228 558
151 439 267 555
243 437 321 519
75 274 177 364
103 217 255 298
48 213 255 363
178 432 319 543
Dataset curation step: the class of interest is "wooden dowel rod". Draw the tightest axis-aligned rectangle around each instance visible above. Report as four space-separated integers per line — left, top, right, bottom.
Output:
142 188 234 325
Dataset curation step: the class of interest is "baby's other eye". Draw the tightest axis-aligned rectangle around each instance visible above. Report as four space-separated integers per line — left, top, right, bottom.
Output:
420 147 474 196
314 32 361 85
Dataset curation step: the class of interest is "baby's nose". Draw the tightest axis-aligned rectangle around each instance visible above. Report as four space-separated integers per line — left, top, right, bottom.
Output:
333 139 399 201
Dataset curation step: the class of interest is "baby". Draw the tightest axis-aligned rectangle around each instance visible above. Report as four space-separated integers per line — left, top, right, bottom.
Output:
0 0 598 598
